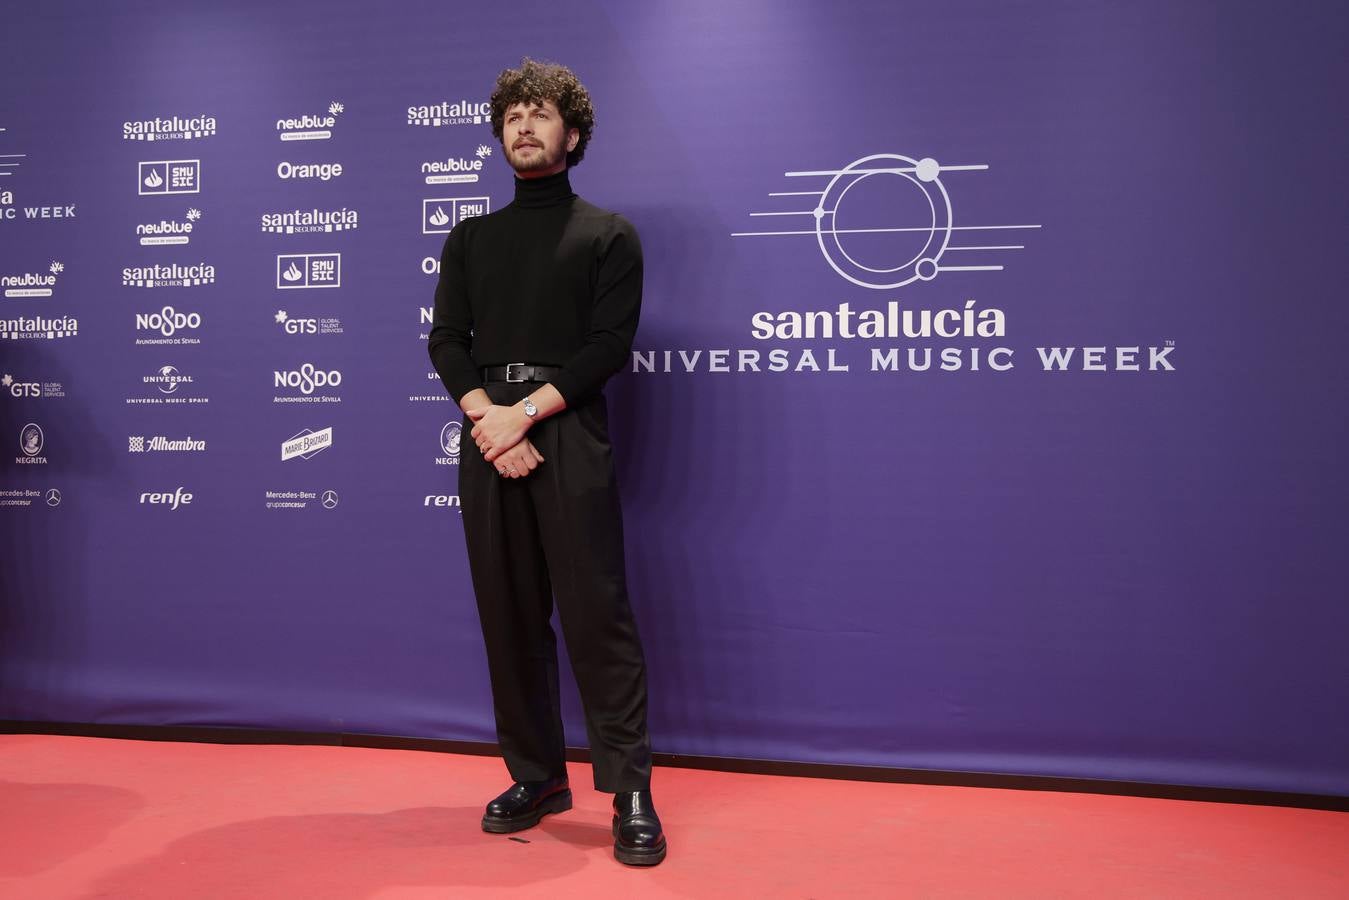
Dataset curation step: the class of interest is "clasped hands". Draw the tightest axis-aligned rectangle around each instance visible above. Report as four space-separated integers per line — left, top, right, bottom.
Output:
467 403 544 479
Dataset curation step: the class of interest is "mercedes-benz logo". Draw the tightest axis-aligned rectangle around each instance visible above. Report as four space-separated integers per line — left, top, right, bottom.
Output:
321 490 339 509
46 488 62 507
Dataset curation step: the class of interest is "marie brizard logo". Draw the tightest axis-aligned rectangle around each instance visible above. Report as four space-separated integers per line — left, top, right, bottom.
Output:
734 153 1039 289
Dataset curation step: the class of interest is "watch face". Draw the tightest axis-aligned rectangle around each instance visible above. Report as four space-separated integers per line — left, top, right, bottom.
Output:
524 398 537 416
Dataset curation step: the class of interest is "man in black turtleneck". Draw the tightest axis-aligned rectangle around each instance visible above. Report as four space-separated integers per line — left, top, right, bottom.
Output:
427 59 666 867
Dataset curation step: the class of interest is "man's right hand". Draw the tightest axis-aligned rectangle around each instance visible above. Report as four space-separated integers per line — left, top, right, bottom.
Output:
491 437 546 479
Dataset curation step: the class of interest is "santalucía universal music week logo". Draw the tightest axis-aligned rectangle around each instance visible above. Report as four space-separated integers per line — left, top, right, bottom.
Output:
624 150 1173 376
3 261 63 298
137 208 201 246
123 113 216 141
277 101 343 141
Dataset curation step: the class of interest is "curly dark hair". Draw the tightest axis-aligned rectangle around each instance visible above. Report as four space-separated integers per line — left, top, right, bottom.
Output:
489 58 595 168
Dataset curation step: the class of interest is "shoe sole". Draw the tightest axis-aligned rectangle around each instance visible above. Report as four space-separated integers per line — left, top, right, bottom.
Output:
481 789 573 834
612 817 668 866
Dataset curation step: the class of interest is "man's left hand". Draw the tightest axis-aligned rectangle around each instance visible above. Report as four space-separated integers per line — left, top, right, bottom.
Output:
468 404 532 462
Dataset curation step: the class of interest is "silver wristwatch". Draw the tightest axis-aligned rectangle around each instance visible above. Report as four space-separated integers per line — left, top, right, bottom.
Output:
522 396 538 419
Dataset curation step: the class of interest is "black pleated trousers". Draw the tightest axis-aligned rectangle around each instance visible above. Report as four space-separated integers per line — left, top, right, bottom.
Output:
458 380 653 793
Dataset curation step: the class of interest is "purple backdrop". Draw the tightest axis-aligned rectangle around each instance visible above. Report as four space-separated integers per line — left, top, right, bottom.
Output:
2 0 1347 796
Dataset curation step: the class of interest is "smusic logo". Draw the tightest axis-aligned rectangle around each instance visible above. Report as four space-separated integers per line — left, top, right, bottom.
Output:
423 197 489 234
123 114 216 142
139 160 201 195
276 254 340 289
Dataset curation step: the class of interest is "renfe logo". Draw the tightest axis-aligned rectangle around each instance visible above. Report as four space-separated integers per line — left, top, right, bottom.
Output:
139 160 201 195
140 487 193 509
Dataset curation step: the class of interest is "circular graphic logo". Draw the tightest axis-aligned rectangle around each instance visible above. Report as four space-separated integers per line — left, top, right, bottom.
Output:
813 153 951 289
20 423 44 456
158 365 182 394
440 421 462 458
46 488 61 507
321 490 339 510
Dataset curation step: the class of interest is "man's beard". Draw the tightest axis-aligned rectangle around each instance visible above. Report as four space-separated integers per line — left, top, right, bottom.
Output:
507 140 566 173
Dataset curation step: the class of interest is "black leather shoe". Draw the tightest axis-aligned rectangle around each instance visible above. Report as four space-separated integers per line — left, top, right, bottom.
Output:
612 790 667 866
481 776 572 833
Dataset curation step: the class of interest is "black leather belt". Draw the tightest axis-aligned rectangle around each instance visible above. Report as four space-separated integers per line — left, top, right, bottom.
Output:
481 363 561 384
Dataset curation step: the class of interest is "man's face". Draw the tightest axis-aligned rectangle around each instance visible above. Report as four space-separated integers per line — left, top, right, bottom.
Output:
502 99 578 178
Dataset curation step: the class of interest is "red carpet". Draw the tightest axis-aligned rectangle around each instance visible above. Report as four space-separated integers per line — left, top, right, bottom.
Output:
1 734 1345 898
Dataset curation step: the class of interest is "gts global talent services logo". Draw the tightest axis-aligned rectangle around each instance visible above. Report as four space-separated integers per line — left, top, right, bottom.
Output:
123 113 216 142
122 261 215 288
277 101 343 141
407 99 489 127
137 208 201 246
422 144 491 184
139 160 201 195
3 261 63 299
275 310 343 336
2 373 65 399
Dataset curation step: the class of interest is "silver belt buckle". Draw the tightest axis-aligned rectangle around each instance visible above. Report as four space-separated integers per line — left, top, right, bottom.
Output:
505 363 528 383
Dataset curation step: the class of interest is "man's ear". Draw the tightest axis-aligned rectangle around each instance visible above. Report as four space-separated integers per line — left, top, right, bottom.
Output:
567 128 580 152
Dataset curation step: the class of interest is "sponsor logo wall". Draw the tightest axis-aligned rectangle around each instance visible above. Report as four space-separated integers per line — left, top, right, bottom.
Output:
2 0 1342 800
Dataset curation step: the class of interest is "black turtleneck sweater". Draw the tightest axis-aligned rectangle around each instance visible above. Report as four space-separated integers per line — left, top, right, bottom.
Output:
427 169 643 408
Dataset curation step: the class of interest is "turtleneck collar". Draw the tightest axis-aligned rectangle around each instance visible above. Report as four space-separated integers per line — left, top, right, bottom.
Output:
512 168 576 209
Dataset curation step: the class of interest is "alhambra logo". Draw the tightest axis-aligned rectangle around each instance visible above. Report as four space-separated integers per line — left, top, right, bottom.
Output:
277 101 343 141
2 261 63 299
406 99 490 127
122 261 215 288
261 207 359 234
137 208 201 246
123 114 217 142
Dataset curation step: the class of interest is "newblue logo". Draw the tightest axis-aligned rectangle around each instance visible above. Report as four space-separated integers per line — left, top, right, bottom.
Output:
137 208 201 246
2 261 62 298
422 145 491 184
277 101 343 141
